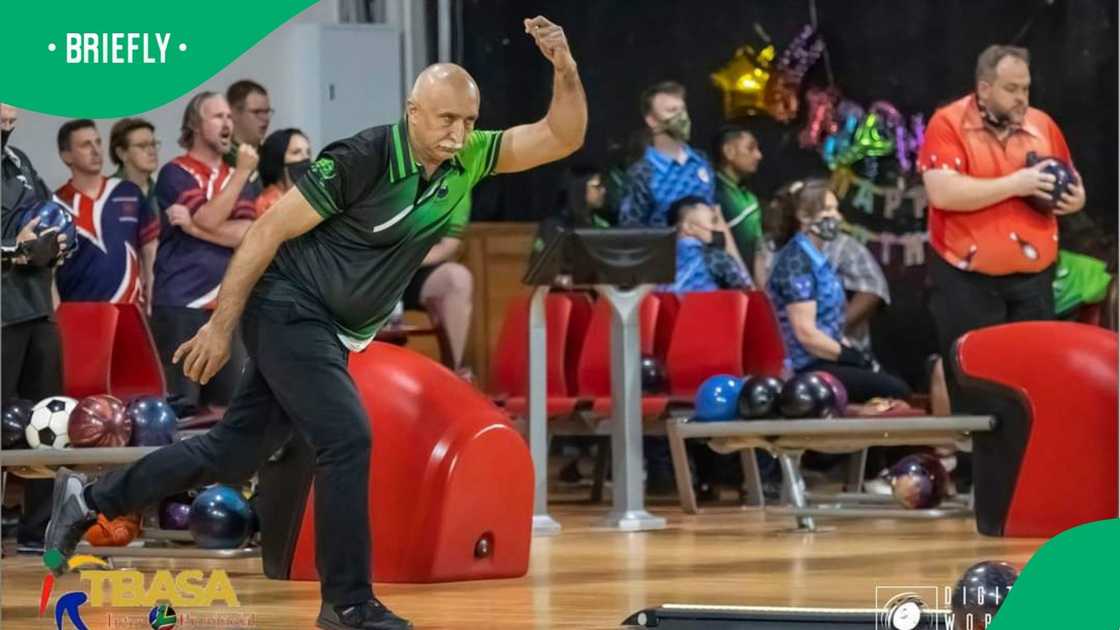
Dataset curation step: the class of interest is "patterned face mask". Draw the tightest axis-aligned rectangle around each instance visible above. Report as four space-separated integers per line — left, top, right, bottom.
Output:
810 216 840 241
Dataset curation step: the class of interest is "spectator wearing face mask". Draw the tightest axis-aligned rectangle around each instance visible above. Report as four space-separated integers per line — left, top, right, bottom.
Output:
618 82 737 263
664 196 752 294
767 179 910 402
255 128 312 216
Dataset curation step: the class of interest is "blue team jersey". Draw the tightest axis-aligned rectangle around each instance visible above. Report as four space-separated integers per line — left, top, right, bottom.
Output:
152 155 257 309
55 177 158 303
767 233 847 371
619 145 716 227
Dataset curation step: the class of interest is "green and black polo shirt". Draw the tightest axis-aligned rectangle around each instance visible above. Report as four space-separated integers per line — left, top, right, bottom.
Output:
259 120 502 351
715 170 761 257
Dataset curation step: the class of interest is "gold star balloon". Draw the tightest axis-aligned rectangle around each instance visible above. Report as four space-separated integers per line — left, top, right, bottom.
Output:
710 44 775 119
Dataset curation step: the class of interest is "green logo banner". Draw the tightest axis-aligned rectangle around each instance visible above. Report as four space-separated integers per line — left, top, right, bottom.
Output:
991 518 1119 628
0 0 316 117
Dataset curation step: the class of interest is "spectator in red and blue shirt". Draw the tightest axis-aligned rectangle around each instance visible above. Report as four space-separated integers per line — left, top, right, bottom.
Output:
150 92 258 412
766 179 909 403
54 119 158 305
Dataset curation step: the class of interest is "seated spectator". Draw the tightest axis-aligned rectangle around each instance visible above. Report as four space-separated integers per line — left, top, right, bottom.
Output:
255 128 311 216
821 229 891 352
531 164 608 267
766 179 910 402
663 196 753 294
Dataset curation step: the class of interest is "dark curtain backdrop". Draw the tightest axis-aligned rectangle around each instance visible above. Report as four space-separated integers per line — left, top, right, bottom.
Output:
456 0 1116 387
460 0 1116 230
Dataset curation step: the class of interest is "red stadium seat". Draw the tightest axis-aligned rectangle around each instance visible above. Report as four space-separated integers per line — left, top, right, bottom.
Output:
954 322 1118 537
264 343 532 583
741 290 787 378
577 294 667 417
652 292 680 361
665 291 748 397
56 302 119 399
489 291 579 416
110 303 166 399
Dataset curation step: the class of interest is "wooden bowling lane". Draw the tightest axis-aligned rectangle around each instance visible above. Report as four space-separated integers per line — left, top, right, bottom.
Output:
0 505 1044 629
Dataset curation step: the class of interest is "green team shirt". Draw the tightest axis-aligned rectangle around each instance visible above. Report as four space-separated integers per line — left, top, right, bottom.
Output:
261 120 503 351
715 170 761 256
1053 249 1113 316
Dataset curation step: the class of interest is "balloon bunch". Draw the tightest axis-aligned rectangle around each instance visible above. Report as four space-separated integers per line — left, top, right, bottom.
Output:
711 25 825 123
804 91 926 174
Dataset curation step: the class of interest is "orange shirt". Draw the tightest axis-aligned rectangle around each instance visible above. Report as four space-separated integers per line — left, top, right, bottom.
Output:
254 184 283 218
918 94 1072 275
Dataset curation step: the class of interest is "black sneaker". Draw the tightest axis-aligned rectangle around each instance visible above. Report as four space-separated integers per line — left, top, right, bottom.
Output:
43 468 98 576
316 599 412 630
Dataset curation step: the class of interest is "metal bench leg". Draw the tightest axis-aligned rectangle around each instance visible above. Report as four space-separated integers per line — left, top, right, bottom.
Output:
778 451 815 531
739 448 764 507
846 449 869 493
666 419 699 514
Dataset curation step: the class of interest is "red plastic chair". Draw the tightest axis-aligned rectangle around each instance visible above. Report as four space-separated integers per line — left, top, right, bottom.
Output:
954 322 1118 537
56 302 119 399
665 291 748 398
577 294 667 416
281 343 532 583
489 292 579 416
110 303 166 399
741 290 787 378
652 292 680 361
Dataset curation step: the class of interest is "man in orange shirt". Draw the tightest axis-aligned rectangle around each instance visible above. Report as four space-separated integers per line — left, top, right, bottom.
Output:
920 44 1085 413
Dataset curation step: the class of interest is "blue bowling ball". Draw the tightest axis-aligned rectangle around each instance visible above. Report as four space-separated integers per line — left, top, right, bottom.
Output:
189 485 253 549
21 200 78 257
693 374 744 421
126 396 177 446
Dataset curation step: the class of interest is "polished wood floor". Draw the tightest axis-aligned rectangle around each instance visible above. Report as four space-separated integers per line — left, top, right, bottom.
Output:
0 492 1044 630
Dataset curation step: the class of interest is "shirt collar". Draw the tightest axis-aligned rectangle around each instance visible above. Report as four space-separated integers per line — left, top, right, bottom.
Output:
112 167 153 190
793 232 829 269
389 119 464 184
2 145 19 167
960 93 1041 139
716 169 742 190
644 144 701 174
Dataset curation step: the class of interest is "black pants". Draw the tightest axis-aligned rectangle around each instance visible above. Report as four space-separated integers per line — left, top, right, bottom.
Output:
92 297 374 605
927 254 1054 412
806 361 912 403
2 317 63 544
150 306 247 409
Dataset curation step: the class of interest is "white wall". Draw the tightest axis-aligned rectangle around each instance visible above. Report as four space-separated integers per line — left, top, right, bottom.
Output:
7 0 412 191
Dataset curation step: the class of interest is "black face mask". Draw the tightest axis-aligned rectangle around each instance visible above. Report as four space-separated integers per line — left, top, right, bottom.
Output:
708 231 726 250
1 128 11 149
286 159 310 183
809 216 840 241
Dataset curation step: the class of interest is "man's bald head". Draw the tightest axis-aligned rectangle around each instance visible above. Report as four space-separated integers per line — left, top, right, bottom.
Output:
406 63 482 168
409 63 479 104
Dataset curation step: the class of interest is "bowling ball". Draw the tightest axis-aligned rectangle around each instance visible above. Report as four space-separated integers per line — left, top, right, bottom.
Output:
126 396 177 446
159 497 193 531
779 373 835 418
950 561 1019 630
189 485 253 549
69 395 131 447
1024 151 1078 213
84 513 141 546
737 376 784 419
20 200 78 258
812 371 849 416
693 374 744 422
2 399 34 448
640 355 668 394
890 453 950 509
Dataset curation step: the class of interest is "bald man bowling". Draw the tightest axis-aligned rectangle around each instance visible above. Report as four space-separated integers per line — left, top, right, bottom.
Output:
44 16 586 630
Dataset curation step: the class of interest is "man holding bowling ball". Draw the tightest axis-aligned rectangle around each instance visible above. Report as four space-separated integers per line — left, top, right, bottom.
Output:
920 44 1085 415
45 16 586 630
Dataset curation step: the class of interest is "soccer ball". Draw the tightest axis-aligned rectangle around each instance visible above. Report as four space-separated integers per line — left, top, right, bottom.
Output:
26 396 78 449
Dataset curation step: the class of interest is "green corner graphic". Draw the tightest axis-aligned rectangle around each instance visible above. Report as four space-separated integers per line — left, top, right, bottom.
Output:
0 1 316 117
989 518 1119 628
